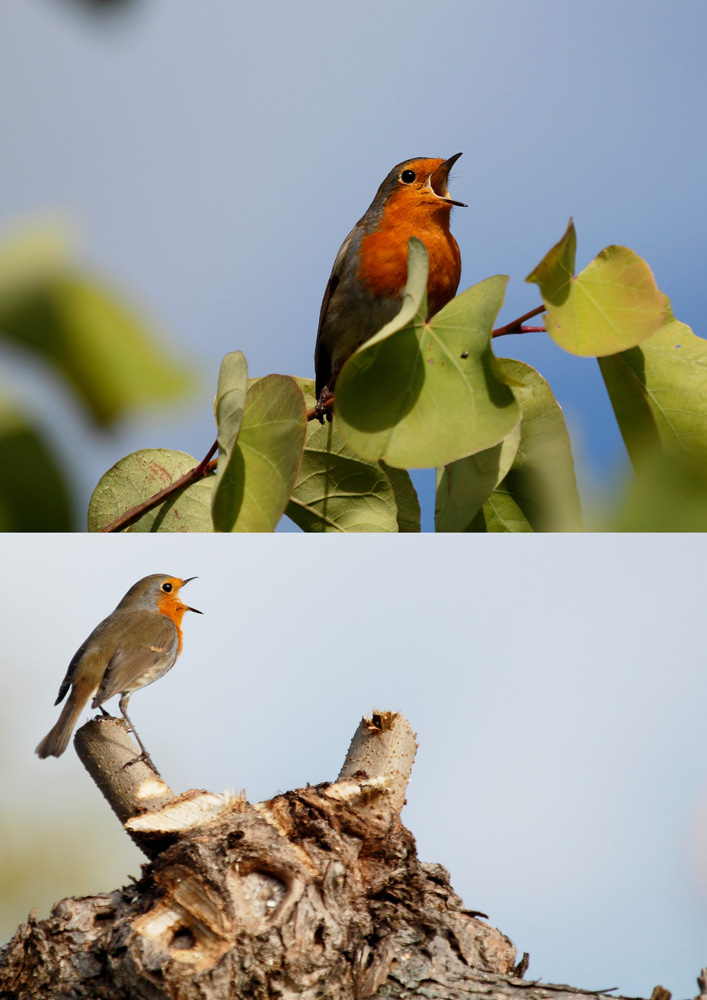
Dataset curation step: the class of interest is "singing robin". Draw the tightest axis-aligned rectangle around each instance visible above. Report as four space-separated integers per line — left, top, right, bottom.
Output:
35 574 201 763
314 153 466 420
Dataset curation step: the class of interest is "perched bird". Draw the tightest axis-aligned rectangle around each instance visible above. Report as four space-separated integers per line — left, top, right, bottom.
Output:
314 153 465 419
35 574 201 763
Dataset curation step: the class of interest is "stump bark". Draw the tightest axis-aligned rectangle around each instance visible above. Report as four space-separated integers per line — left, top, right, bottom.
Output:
0 712 677 1000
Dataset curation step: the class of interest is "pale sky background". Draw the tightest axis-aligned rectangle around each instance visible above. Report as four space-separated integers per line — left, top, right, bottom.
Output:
1 1 706 527
1 534 706 998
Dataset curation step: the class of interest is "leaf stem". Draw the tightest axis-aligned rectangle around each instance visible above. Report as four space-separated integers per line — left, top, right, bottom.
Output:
492 304 546 338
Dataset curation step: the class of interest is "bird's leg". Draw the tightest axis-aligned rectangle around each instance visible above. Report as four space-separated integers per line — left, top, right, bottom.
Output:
119 695 158 772
315 383 335 423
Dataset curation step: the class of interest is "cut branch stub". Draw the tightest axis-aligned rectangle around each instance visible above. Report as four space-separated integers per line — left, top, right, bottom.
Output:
337 710 418 814
74 716 177 857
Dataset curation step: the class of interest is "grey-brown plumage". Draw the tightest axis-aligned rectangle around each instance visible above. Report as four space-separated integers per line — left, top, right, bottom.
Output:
36 574 200 761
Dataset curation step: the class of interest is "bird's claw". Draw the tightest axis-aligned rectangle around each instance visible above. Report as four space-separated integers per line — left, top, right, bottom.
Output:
122 749 158 772
315 387 334 423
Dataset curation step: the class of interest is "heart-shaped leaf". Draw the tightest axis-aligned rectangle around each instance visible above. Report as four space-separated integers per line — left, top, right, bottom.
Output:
527 219 666 357
335 238 519 468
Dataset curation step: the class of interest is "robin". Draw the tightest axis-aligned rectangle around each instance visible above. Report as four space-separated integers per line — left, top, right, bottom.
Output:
35 574 201 763
314 153 466 420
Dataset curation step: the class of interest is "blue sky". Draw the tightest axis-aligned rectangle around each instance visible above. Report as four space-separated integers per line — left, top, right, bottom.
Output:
1 1 706 526
1 535 706 997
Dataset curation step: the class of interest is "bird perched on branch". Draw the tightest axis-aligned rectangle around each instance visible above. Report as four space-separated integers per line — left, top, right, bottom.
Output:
314 153 466 420
35 574 201 765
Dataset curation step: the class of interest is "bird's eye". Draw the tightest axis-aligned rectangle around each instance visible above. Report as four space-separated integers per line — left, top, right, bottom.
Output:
161 582 173 593
400 169 416 184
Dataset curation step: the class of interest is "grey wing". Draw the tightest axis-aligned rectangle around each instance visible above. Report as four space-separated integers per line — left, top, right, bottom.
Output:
93 613 178 705
54 613 114 706
314 226 356 397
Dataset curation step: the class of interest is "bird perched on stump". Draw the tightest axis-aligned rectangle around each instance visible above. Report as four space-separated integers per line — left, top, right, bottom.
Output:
314 153 465 420
35 574 201 765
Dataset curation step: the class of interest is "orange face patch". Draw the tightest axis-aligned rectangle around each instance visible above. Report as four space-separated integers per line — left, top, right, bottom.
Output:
155 579 190 650
356 179 461 313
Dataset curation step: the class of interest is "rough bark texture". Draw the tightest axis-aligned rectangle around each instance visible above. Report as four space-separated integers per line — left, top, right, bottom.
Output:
0 713 680 1000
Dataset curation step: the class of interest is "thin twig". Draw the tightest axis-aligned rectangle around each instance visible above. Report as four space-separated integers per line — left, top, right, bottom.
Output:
100 442 218 533
492 304 546 338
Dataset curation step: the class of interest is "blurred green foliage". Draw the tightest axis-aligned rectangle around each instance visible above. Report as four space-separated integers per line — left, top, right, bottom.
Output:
0 222 193 530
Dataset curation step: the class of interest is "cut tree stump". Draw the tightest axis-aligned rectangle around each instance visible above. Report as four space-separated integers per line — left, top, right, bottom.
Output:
0 712 678 1000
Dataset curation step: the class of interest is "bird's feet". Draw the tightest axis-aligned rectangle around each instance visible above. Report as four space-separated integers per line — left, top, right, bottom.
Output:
315 386 335 423
122 748 159 773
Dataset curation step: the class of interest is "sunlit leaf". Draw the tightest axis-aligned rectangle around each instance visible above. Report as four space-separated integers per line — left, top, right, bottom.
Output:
336 238 519 468
88 449 213 532
598 301 707 471
527 219 666 357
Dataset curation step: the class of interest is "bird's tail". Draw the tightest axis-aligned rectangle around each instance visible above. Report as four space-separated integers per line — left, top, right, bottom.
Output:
35 690 88 758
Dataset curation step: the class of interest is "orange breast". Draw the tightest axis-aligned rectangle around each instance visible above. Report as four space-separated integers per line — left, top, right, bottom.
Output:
156 594 187 652
356 199 461 316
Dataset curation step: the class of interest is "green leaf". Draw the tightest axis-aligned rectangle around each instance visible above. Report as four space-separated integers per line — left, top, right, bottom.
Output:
211 352 248 530
598 301 707 471
213 375 307 532
470 359 583 532
285 378 413 532
527 218 666 357
335 238 519 468
88 449 214 532
0 222 192 426
381 462 421 532
435 425 521 532
0 396 73 530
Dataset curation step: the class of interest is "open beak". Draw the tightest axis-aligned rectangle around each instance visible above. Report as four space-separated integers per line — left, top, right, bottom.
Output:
181 576 203 614
429 152 467 207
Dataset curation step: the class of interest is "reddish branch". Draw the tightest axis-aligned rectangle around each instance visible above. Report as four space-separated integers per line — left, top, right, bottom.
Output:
492 304 546 338
99 443 218 533
100 306 545 533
